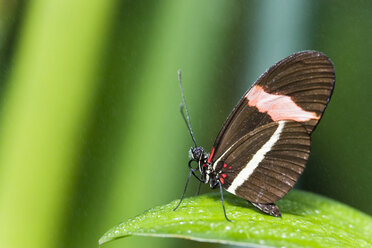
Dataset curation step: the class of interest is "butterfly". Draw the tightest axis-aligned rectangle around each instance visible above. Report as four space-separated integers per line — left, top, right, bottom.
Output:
174 51 335 220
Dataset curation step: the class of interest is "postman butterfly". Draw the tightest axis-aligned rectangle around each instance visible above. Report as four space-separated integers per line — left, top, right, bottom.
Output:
174 51 335 220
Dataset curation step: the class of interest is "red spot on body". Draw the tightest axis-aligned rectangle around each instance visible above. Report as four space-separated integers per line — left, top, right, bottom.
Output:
220 178 225 184
221 173 227 178
202 163 205 167
245 85 319 122
207 147 215 163
228 166 232 169
223 163 227 168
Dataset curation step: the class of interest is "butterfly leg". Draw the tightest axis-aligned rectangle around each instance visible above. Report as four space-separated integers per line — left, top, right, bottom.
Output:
195 181 202 196
218 180 232 222
173 168 195 211
251 202 282 217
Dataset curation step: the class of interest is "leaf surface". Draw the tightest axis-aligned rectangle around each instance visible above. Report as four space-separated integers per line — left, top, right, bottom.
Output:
99 190 372 247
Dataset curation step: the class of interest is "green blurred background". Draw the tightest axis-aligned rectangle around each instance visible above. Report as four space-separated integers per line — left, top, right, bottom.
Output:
0 1 370 248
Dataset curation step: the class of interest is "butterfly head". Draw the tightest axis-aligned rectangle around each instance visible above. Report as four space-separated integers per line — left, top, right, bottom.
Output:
189 146 204 161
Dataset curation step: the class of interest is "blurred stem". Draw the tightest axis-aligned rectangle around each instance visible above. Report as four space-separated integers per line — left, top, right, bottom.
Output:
0 1 117 248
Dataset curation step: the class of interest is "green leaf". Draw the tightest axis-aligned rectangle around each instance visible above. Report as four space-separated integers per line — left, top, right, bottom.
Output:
99 190 372 247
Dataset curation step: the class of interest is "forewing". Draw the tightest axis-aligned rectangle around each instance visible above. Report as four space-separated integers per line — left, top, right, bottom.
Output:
210 51 334 162
213 121 310 204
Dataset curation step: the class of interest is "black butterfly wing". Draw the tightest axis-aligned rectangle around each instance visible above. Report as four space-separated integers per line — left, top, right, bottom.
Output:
208 51 334 163
213 121 310 204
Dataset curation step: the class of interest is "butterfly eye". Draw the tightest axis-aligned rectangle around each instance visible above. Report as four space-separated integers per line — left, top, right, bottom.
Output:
190 147 204 161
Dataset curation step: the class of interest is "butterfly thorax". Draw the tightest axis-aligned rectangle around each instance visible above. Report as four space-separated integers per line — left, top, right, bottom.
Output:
189 147 219 188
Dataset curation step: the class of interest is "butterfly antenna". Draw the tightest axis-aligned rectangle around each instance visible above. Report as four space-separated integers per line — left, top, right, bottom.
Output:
178 69 198 147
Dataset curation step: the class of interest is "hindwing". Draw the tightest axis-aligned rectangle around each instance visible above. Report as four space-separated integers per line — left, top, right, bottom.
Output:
212 121 310 203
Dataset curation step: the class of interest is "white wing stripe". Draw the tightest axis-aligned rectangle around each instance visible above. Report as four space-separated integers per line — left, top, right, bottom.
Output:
227 121 286 194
